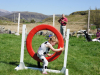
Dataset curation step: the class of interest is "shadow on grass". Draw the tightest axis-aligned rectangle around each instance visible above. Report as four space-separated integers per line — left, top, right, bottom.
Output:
0 61 42 68
24 62 42 68
0 61 19 66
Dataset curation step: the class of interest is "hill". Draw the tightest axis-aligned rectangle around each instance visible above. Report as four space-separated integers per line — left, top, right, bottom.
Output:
70 10 88 15
0 9 64 22
0 9 12 16
0 10 97 34
0 9 51 22
42 12 88 33
3 12 49 22
0 9 89 23
42 14 86 26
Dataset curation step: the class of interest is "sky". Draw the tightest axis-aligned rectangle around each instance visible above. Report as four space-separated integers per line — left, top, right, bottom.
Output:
0 0 100 15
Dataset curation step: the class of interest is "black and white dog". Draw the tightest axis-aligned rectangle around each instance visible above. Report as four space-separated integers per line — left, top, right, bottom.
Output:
83 31 92 42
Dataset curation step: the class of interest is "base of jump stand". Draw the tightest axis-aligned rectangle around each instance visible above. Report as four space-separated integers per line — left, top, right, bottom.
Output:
15 63 68 74
61 67 66 73
15 62 27 70
61 67 68 75
27 67 61 73
26 67 68 74
15 33 20 36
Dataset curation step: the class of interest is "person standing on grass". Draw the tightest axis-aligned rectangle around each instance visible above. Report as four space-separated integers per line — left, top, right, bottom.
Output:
37 36 64 74
58 14 68 39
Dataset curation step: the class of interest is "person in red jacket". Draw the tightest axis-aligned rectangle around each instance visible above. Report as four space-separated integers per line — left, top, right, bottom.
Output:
58 14 68 39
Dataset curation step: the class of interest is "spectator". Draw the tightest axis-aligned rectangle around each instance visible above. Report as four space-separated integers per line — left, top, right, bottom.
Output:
92 28 100 42
58 14 68 39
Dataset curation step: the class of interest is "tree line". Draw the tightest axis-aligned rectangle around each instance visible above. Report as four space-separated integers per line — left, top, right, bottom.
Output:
20 19 35 23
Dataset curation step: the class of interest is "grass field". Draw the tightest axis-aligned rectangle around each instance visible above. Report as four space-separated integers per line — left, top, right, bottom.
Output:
0 34 100 75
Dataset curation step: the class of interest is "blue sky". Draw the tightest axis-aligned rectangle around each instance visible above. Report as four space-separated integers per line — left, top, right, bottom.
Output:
0 0 100 15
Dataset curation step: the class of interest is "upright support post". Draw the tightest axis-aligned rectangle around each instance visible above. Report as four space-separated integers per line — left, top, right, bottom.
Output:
87 10 90 34
15 25 27 70
64 29 70 68
61 29 70 75
53 14 55 27
18 13 20 35
20 25 26 62
15 13 20 35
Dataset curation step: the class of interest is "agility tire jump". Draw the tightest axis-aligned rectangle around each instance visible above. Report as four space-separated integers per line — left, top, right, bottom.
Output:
26 24 64 62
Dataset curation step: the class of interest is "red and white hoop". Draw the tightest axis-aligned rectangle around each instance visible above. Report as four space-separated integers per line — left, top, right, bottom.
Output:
26 24 64 62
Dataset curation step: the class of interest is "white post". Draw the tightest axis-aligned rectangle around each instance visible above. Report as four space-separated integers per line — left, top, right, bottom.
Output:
65 69 69 75
53 14 55 27
18 13 20 34
15 25 27 70
87 10 90 34
64 29 70 67
61 29 70 75
20 25 26 62
15 13 20 35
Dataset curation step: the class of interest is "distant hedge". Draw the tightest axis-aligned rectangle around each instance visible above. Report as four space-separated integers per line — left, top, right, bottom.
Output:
86 8 100 28
70 11 88 15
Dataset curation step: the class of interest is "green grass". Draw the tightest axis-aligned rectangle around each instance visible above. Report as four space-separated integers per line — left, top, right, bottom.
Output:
0 34 100 75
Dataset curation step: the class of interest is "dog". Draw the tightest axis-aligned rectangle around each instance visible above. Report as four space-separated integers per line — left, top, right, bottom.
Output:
83 31 92 42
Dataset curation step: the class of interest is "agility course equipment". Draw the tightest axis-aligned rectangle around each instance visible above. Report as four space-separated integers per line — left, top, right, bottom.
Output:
15 13 20 35
15 24 70 75
87 9 90 34
15 25 27 70
53 14 55 27
26 24 64 62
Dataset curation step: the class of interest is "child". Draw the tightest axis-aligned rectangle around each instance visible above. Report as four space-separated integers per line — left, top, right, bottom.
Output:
37 36 64 74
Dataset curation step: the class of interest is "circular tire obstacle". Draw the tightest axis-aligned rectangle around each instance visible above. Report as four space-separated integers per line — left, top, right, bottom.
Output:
26 24 64 62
